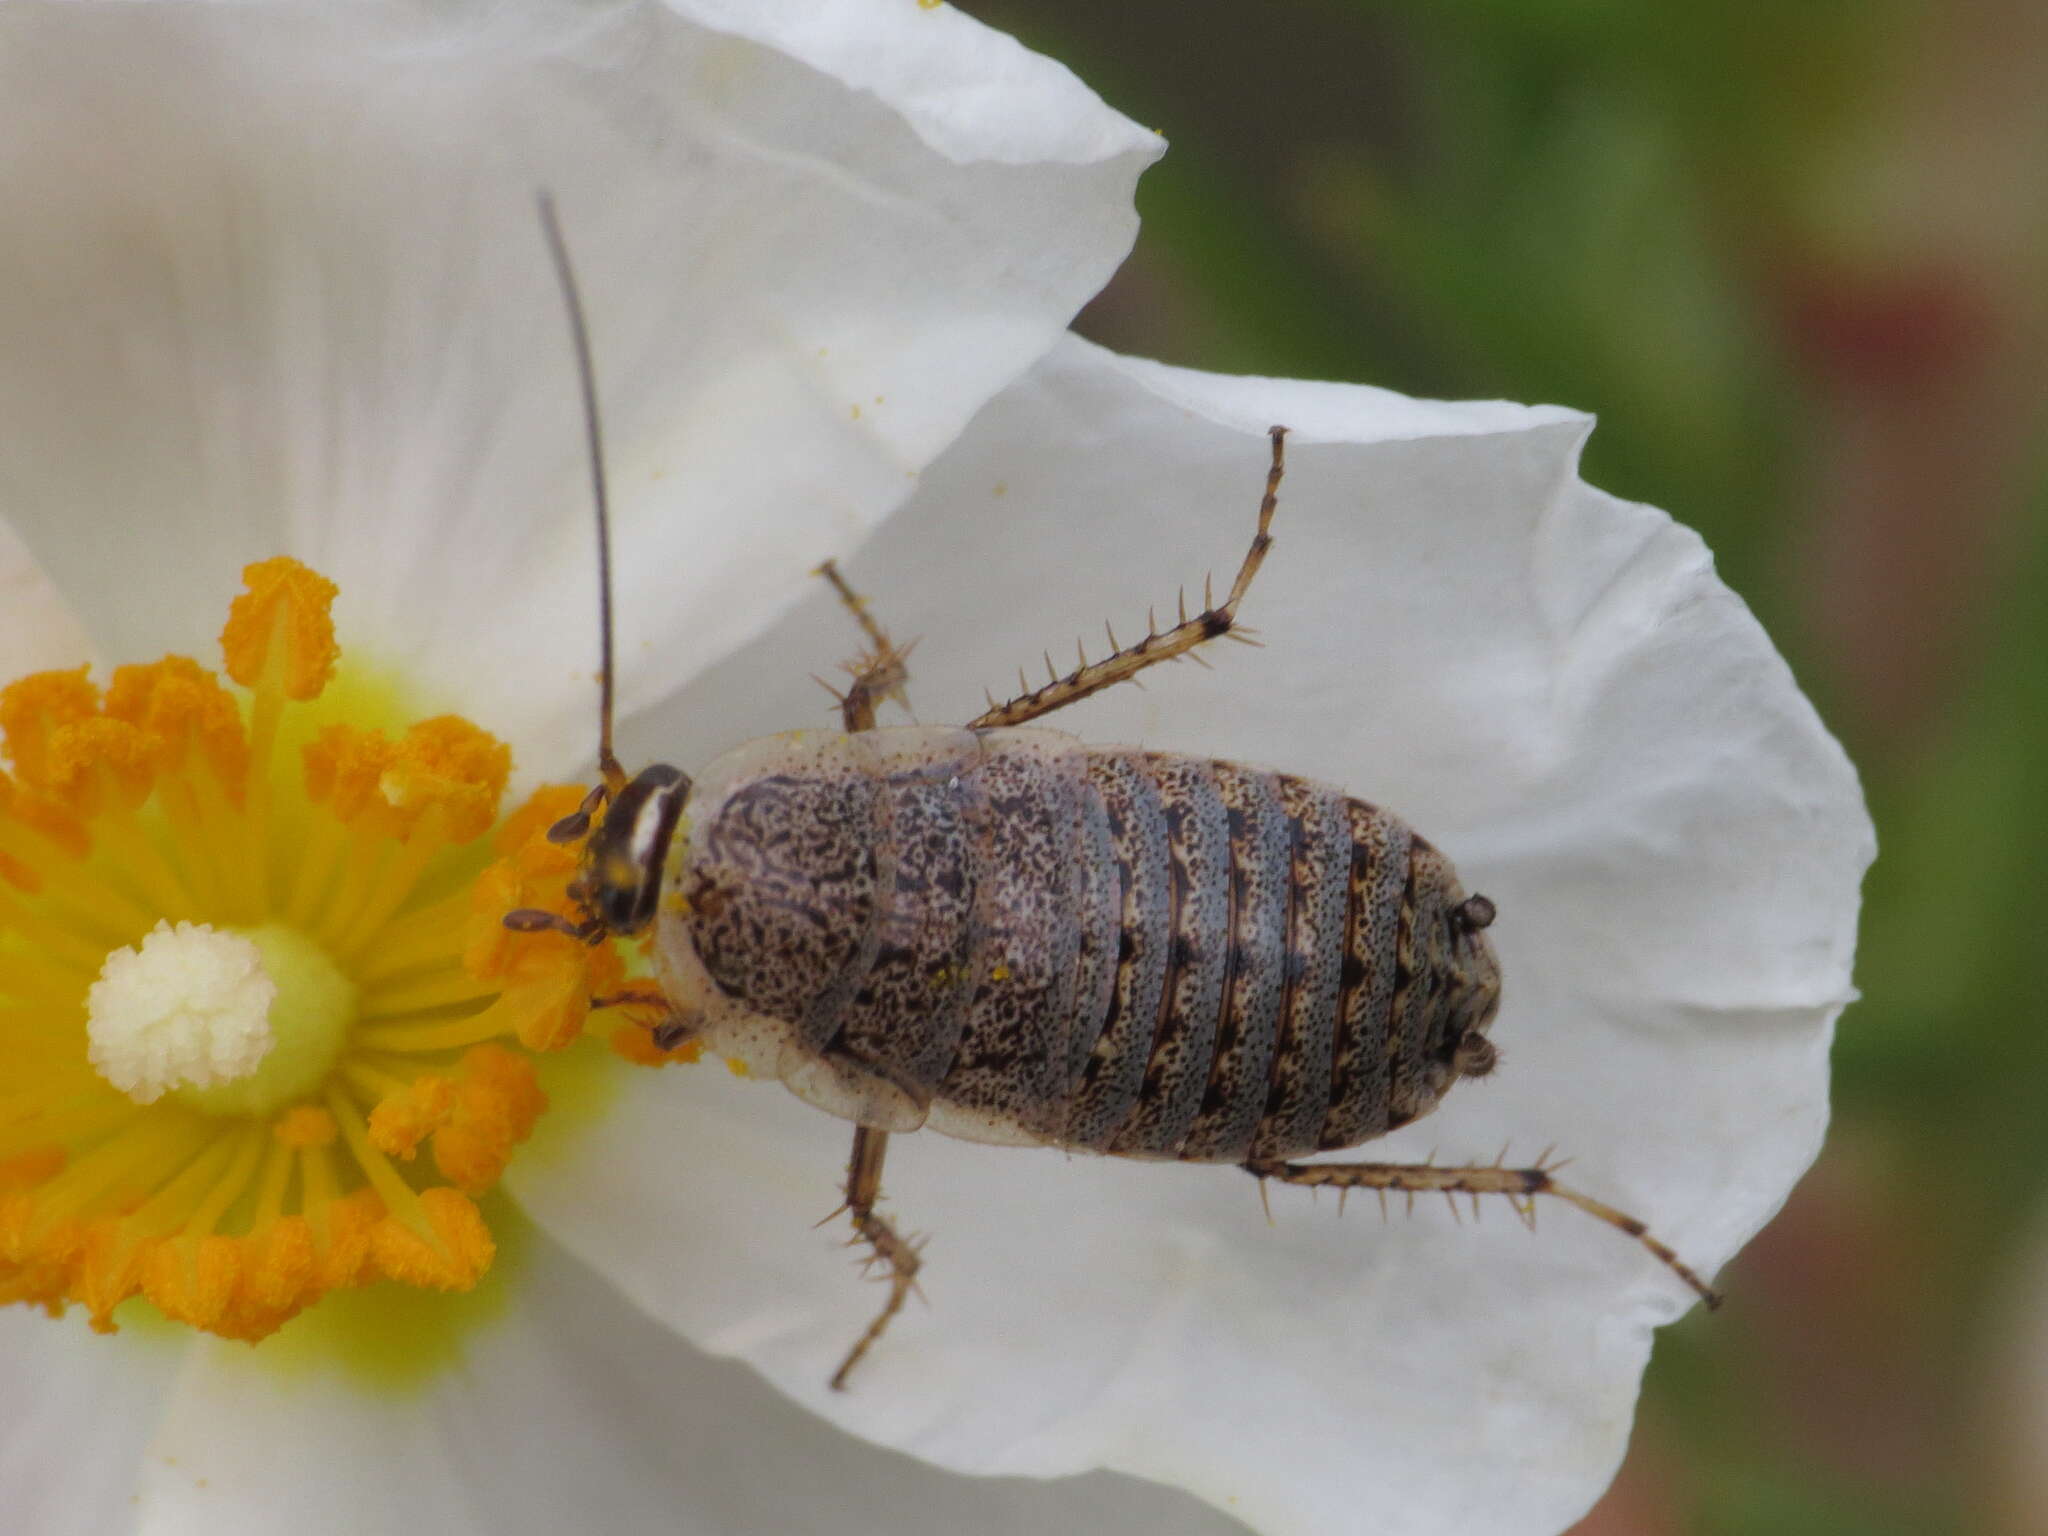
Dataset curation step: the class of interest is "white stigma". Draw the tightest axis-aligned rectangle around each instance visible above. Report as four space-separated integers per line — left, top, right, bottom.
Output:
86 920 277 1105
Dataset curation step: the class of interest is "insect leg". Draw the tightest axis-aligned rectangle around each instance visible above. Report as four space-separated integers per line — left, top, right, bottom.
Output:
830 1125 924 1390
815 559 914 733
969 426 1287 729
1240 1153 1723 1308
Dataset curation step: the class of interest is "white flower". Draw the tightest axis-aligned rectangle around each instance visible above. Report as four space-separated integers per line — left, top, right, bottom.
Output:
0 3 1872 1536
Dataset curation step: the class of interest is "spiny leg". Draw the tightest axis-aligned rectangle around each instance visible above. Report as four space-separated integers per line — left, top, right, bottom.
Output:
970 425 1287 730
815 559 913 733
831 1125 924 1390
1241 1152 1723 1308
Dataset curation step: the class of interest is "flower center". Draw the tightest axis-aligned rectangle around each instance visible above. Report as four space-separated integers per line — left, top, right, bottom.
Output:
0 559 630 1341
85 920 354 1116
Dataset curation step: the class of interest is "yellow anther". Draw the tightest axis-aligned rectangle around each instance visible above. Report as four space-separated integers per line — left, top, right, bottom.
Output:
302 724 399 822
610 1025 702 1067
232 1216 317 1332
141 1234 241 1332
219 558 339 700
431 1045 545 1194
104 656 250 792
1 567 629 1345
0 772 90 860
495 783 591 858
369 1076 457 1160
369 1187 493 1291
311 1190 381 1293
46 718 156 814
0 667 98 788
376 717 511 843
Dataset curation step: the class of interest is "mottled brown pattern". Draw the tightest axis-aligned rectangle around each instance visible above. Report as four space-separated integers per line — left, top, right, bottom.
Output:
1388 840 1458 1125
1316 800 1409 1150
691 771 879 1047
829 767 980 1101
1064 780 1121 1094
938 744 1084 1138
679 729 1500 1163
1179 764 1290 1162
1108 755 1230 1157
1060 752 1169 1149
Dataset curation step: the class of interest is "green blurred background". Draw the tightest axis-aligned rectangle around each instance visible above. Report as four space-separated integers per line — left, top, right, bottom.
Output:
966 3 2048 1532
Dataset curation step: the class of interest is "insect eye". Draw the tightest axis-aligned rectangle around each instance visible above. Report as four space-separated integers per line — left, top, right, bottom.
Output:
1452 893 1496 934
1452 1030 1499 1078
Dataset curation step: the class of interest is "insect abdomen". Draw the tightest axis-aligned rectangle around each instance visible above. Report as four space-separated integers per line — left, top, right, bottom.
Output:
662 728 1500 1161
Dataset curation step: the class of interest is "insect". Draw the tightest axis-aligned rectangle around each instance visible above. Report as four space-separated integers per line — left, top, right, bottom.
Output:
511 196 1722 1391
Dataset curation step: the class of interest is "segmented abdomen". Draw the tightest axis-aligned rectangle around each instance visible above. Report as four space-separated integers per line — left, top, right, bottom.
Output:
681 728 1501 1163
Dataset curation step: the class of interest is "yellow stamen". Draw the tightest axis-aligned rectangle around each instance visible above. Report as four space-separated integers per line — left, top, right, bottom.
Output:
220 559 341 703
0 559 618 1343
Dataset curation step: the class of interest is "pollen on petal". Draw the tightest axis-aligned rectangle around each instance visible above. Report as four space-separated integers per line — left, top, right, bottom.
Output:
220 558 339 700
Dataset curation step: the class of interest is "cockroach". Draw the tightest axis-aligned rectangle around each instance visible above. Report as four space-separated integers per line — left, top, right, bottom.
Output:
510 195 1721 1391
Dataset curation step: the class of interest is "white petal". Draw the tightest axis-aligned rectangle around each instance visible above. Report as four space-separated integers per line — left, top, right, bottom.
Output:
0 514 93 675
130 1223 1243 1536
0 0 1155 772
0 1311 180 1535
522 334 1871 1534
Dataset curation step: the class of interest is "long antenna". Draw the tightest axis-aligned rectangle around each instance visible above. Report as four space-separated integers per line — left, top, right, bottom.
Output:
538 190 626 793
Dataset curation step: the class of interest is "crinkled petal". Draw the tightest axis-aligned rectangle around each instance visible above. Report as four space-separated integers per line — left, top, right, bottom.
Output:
0 0 1156 773
130 1223 1244 1536
520 334 1872 1534
0 1310 180 1535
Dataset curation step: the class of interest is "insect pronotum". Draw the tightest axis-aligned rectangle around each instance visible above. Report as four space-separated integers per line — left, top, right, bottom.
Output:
512 194 1722 1391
